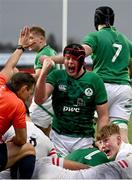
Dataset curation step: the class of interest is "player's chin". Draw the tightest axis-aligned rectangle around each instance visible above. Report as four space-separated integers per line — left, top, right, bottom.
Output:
67 71 77 78
107 153 114 160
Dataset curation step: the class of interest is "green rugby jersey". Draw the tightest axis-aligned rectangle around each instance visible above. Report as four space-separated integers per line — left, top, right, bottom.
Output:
82 27 132 85
47 69 107 138
34 44 57 70
65 147 110 166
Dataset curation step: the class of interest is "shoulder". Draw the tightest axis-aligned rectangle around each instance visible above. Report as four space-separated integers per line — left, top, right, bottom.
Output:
0 74 7 84
82 31 97 42
85 70 102 80
42 45 57 55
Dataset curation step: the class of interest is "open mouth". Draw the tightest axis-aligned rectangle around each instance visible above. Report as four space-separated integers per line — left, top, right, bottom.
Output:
68 66 75 73
104 149 111 157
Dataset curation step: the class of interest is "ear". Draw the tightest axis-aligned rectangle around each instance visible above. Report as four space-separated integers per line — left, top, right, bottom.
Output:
17 85 28 98
117 135 122 145
21 85 28 91
19 85 28 93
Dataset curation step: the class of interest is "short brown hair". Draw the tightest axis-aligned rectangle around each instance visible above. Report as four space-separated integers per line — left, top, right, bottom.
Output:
30 26 45 37
10 72 36 92
96 124 120 141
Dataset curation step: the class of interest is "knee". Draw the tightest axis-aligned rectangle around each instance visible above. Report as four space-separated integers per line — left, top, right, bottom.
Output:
22 143 36 156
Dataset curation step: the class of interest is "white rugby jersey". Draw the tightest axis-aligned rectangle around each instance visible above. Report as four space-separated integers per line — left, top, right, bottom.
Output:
115 142 132 161
3 121 57 160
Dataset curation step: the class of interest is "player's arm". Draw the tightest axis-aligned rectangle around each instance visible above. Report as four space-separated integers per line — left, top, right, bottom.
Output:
32 69 41 81
39 45 92 65
39 53 64 65
34 58 54 105
82 44 93 57
51 54 64 64
63 159 90 170
11 128 27 146
96 102 109 132
5 128 27 146
51 157 90 170
0 26 31 81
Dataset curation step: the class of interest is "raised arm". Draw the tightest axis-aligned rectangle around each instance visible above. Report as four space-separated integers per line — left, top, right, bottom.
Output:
39 53 64 66
0 26 32 81
34 57 54 105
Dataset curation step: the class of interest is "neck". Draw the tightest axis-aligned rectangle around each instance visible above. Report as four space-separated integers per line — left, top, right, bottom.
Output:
98 24 107 30
74 67 85 79
38 43 47 52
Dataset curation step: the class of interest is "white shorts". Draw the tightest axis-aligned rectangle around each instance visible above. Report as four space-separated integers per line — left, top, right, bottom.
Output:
50 129 94 157
29 96 53 128
105 83 132 123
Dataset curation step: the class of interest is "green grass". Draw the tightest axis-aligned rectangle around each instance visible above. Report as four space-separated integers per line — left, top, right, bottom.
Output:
128 118 132 144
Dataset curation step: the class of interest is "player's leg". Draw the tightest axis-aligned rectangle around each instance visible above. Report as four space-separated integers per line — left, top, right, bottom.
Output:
6 142 36 178
50 129 94 157
105 83 132 142
29 97 53 137
50 129 70 157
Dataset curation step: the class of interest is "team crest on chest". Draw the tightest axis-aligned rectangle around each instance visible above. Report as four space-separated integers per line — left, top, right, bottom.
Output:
58 84 67 91
85 88 93 96
77 98 85 106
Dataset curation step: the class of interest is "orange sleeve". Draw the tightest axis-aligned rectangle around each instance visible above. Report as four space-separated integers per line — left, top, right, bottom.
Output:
12 100 26 129
0 74 7 85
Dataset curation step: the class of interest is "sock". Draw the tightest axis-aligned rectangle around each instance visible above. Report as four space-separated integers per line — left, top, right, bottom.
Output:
10 161 19 179
10 155 36 179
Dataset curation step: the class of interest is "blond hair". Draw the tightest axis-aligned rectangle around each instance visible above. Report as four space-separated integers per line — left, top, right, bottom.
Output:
96 124 120 141
30 26 45 37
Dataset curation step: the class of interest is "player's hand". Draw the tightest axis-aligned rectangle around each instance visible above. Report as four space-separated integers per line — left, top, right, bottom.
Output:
18 26 35 49
40 57 55 75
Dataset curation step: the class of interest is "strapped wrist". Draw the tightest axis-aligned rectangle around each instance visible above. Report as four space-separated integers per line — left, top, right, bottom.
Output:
17 45 25 52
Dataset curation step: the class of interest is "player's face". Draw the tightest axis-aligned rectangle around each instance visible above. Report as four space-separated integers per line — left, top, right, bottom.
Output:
29 32 44 52
64 55 83 78
97 134 121 160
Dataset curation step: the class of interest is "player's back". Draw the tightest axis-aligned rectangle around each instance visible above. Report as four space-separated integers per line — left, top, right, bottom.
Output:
93 27 131 84
3 121 57 160
82 27 132 84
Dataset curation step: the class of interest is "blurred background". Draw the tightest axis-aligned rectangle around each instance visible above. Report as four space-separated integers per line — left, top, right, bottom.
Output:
0 0 131 52
0 0 131 69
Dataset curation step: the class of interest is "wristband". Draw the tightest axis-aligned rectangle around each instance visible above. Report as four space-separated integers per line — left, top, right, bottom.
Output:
17 45 25 52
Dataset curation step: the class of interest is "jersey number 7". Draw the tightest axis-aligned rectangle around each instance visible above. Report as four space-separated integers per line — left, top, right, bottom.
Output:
112 43 122 63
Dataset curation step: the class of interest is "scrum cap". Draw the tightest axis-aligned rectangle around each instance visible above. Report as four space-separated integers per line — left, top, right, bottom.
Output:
63 43 85 63
94 6 114 30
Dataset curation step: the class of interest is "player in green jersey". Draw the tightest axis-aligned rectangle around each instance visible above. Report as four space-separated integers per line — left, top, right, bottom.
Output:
34 43 108 157
65 147 110 166
38 7 132 143
28 26 57 136
81 6 132 143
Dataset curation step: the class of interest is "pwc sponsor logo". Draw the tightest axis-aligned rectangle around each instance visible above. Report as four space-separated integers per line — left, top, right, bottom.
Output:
63 106 80 112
